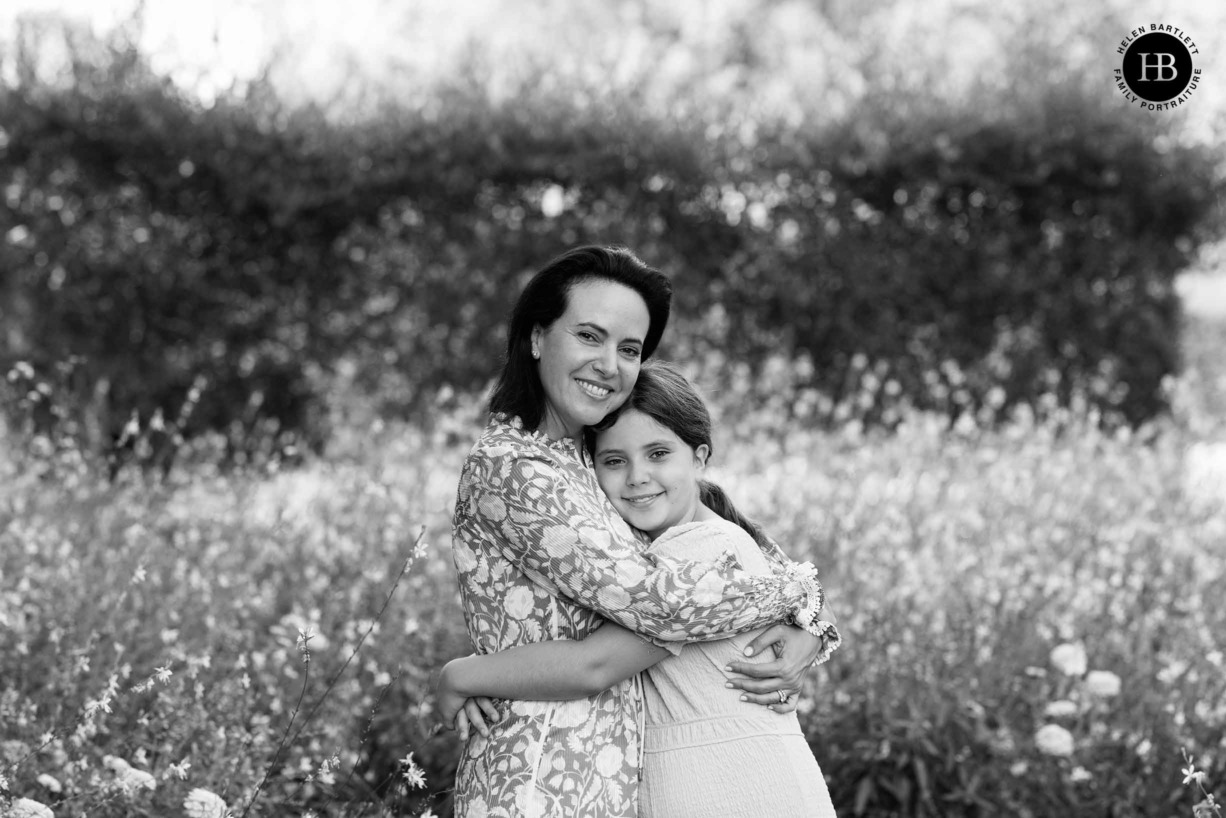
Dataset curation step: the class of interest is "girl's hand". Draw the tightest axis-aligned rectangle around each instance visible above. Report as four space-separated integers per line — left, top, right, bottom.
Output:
454 696 501 742
434 659 471 730
436 658 501 741
723 623 822 708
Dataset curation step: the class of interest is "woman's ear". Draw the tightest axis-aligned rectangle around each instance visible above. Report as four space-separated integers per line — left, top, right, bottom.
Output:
695 444 710 469
530 325 543 359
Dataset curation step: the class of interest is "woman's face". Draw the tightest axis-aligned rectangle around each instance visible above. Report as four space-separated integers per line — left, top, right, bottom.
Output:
593 408 708 540
532 280 650 440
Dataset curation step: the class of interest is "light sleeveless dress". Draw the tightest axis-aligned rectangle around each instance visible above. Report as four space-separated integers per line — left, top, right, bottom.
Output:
640 518 838 818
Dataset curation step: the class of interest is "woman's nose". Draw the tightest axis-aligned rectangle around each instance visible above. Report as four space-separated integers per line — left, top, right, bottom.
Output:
592 344 617 376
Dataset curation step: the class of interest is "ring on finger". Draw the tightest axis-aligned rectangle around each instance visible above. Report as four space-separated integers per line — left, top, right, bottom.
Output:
777 689 788 704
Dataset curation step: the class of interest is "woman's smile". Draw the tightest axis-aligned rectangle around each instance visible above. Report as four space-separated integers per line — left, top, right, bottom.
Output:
576 378 614 400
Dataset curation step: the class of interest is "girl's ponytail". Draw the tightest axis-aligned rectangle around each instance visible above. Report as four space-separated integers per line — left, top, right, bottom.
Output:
699 480 769 552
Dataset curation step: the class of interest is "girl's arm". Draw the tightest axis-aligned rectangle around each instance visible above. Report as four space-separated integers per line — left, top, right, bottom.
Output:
435 623 671 729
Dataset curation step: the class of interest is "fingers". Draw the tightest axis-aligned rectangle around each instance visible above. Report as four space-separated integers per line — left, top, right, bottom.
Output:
456 709 470 743
476 696 500 724
736 689 797 706
770 695 800 714
741 623 788 658
726 675 790 695
463 699 490 738
725 658 784 678
733 684 800 712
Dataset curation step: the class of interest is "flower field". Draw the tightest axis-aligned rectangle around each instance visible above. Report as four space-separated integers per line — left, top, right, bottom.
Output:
2 315 1225 817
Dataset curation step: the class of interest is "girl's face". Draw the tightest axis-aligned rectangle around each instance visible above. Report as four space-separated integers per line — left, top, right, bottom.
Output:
532 280 649 441
593 408 709 540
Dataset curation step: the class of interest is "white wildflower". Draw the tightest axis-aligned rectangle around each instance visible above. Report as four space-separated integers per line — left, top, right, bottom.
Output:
1070 766 1093 783
36 773 62 794
1043 699 1079 719
7 798 54 818
1050 642 1088 677
1035 724 1076 757
183 787 229 818
399 753 427 789
166 759 191 780
1084 670 1121 698
296 627 316 662
120 767 156 793
103 755 130 773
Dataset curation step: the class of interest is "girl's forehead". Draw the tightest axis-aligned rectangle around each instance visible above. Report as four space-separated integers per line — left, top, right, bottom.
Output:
599 408 680 444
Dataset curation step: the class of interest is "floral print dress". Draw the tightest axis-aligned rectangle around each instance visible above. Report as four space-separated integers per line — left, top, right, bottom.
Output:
450 414 809 818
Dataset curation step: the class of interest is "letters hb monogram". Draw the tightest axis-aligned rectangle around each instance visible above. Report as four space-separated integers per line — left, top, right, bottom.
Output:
1137 53 1178 81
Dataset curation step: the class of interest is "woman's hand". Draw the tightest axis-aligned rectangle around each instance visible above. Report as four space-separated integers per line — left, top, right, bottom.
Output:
723 623 823 708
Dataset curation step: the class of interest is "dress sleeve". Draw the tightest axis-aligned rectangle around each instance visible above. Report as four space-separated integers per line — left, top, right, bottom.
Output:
466 450 807 648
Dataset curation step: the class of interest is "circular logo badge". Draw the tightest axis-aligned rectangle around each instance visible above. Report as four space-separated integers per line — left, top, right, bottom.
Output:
1121 32 1193 101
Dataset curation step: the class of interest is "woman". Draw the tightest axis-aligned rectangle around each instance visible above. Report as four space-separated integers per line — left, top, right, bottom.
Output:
442 361 839 817
449 246 836 817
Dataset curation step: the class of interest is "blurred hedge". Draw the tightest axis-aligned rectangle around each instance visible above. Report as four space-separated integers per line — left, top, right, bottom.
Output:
1 19 1222 464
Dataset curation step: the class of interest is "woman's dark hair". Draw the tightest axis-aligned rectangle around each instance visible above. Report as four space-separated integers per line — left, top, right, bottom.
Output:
586 360 769 550
488 245 672 430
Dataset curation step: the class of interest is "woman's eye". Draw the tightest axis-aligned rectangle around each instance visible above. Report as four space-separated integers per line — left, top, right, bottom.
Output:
620 346 641 358
578 331 598 342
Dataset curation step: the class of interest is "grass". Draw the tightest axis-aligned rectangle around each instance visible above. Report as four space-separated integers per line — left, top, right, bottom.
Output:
1 314 1225 817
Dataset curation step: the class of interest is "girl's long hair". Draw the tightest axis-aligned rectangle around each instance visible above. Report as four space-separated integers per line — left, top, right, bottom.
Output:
587 360 769 550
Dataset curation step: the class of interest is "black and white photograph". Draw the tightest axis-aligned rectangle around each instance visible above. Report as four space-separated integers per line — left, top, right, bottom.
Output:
2 1 1225 816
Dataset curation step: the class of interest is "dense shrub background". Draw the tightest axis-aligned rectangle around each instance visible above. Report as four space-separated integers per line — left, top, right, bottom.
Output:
2 6 1222 465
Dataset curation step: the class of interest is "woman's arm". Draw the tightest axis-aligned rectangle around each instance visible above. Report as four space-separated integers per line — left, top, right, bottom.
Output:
435 623 671 727
460 450 818 647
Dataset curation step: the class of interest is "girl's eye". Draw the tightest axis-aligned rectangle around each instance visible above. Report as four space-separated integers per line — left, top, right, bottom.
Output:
600 458 624 468
648 449 670 460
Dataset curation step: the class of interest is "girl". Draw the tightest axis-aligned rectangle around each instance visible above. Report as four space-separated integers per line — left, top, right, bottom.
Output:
440 360 840 817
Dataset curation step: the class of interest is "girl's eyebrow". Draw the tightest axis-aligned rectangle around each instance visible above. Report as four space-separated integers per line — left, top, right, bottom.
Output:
595 440 676 457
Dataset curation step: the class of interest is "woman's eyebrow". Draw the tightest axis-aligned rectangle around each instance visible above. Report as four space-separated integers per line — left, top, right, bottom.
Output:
575 321 644 346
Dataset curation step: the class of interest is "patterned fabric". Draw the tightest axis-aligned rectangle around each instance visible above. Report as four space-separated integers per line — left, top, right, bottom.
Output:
450 414 809 818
